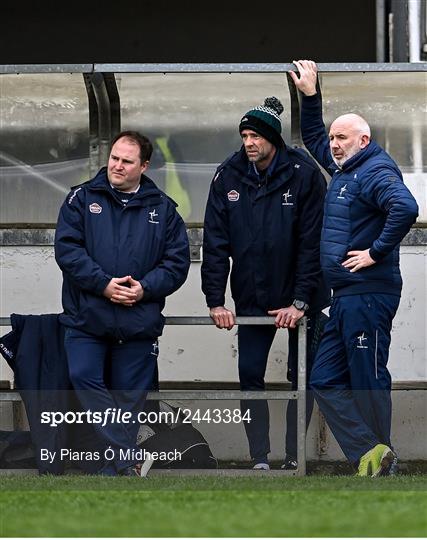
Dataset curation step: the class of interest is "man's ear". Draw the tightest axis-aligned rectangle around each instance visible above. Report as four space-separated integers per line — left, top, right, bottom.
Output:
360 135 370 149
140 160 150 174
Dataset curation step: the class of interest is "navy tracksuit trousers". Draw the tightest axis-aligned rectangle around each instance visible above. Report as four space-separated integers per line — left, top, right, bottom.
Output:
310 293 400 464
238 312 327 463
64 328 158 475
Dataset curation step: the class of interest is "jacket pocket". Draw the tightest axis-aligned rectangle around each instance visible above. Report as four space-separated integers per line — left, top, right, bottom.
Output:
78 291 115 337
118 301 165 340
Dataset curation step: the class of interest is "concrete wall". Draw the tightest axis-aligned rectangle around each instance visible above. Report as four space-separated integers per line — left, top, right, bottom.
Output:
0 237 426 461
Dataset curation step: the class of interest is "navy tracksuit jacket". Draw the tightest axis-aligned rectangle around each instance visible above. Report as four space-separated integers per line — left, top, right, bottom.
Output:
201 145 330 315
201 144 330 462
301 93 419 463
55 168 190 341
55 169 190 473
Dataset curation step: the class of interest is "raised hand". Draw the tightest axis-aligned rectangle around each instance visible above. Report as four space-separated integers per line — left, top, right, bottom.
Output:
288 60 318 97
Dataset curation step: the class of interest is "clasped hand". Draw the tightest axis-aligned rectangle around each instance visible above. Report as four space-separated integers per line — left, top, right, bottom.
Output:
103 276 144 306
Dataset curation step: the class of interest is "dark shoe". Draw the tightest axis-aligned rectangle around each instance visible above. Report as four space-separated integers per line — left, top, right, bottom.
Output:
388 455 399 475
281 456 298 470
381 455 399 476
119 464 141 477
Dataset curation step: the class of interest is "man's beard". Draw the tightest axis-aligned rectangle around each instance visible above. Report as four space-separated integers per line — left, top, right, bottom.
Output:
246 150 267 164
332 144 362 167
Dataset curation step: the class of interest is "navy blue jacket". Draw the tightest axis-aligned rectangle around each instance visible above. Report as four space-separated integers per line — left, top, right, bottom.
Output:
201 145 330 315
0 314 70 474
0 314 108 475
300 93 419 297
55 168 190 340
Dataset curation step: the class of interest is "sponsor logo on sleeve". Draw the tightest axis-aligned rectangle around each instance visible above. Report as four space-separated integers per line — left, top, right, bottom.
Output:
227 190 240 202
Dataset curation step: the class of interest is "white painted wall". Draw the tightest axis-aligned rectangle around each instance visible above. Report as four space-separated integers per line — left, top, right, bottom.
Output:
0 245 426 460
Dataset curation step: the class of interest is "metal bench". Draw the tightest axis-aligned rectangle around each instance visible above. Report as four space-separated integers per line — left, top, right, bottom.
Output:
1 316 425 476
0 315 308 475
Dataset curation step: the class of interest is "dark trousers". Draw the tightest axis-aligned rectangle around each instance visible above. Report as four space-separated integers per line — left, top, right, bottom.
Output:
310 293 400 464
238 312 327 463
64 328 158 474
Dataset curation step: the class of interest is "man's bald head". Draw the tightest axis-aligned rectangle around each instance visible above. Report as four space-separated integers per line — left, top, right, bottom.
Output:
331 114 371 138
329 113 371 167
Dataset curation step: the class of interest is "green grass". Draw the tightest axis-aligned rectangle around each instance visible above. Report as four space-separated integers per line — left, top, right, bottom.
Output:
0 475 426 537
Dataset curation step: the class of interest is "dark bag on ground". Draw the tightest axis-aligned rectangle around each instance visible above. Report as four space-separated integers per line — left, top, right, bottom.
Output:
0 430 36 469
137 401 217 469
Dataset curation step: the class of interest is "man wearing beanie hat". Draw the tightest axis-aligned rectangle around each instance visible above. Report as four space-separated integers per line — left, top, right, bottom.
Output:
201 97 330 470
239 96 284 148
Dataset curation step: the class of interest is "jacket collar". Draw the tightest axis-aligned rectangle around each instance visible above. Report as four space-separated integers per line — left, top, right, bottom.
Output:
339 140 382 172
88 167 162 204
249 149 279 179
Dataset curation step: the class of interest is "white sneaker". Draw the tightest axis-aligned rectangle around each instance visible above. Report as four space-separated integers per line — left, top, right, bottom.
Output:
252 462 270 470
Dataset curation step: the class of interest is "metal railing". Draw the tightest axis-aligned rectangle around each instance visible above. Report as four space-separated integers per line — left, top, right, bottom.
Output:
0 315 308 475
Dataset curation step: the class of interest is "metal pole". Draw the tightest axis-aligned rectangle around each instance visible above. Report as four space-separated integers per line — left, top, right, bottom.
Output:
286 73 302 147
83 73 101 177
296 316 307 476
409 0 422 62
90 72 113 168
376 0 387 62
0 315 304 327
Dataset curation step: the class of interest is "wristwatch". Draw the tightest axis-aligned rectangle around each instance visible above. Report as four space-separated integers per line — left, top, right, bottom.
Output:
292 299 309 312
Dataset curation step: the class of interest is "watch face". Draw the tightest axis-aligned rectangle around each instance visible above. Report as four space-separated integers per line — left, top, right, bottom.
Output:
294 300 306 310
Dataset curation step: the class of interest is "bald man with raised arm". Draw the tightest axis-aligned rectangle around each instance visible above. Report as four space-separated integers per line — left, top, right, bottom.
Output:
289 60 419 476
